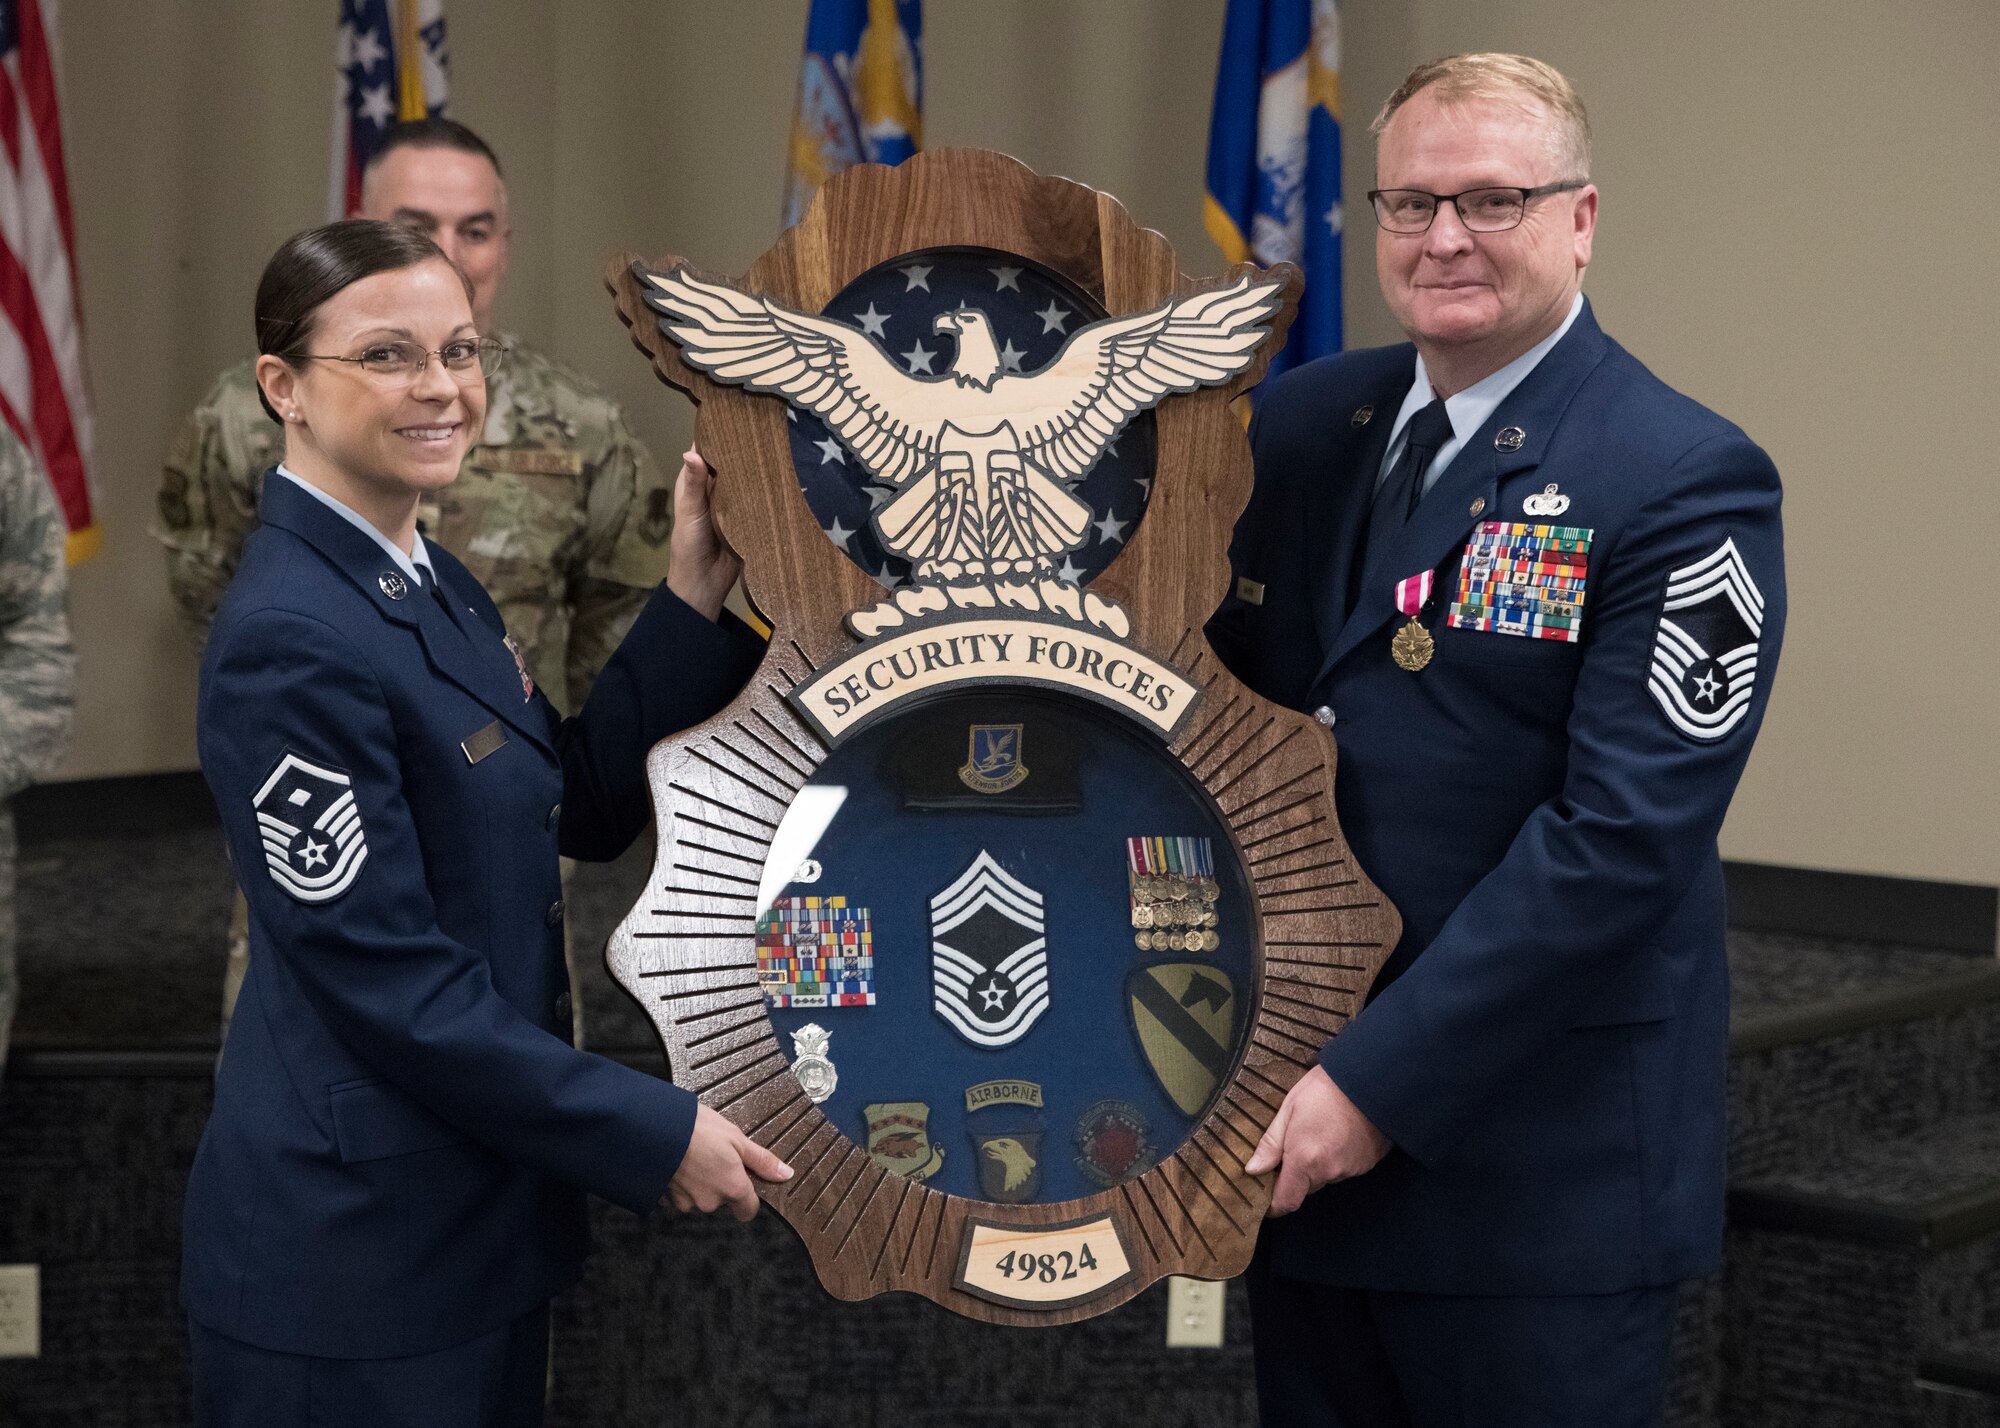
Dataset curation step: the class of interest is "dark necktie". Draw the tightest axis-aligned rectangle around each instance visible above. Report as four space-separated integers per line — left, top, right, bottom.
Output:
415 564 461 632
1351 397 1454 609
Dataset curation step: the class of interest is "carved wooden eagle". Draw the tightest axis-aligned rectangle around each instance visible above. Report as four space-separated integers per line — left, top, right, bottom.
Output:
643 267 1281 579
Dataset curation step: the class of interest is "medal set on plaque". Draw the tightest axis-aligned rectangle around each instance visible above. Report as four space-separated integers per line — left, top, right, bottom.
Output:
1127 836 1222 953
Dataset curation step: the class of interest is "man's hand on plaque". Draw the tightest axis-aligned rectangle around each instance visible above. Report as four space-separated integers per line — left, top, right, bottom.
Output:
1244 1065 1391 1216
665 448 743 623
665 1104 794 1221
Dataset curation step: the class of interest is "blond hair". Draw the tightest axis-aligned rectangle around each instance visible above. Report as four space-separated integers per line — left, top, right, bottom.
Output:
1372 54 1591 180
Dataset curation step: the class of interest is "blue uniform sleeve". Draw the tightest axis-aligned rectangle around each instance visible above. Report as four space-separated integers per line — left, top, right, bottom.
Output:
1319 432 1786 1166
203 605 699 1215
552 584 766 862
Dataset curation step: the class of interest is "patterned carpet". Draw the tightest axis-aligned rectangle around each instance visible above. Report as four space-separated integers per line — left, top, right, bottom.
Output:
4 798 1988 1425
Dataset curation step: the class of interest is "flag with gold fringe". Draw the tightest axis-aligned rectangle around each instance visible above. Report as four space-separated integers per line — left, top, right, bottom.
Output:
781 0 921 229
328 0 449 220
0 0 96 560
1204 0 1342 378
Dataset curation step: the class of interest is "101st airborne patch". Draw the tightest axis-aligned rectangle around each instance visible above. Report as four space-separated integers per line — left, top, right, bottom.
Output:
965 1079 1045 1204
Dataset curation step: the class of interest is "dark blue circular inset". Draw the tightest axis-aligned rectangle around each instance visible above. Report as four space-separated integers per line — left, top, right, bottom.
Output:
758 690 1253 1206
787 246 1157 588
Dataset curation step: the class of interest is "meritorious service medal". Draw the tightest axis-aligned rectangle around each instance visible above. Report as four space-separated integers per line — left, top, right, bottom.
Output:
1391 570 1435 672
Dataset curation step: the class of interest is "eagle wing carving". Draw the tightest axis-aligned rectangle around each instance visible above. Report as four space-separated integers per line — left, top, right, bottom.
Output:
1013 276 1283 483
643 268 941 490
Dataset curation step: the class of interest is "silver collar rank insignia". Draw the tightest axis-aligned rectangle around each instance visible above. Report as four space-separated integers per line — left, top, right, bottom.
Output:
930 851 1049 1048
253 752 368 903
1649 537 1765 741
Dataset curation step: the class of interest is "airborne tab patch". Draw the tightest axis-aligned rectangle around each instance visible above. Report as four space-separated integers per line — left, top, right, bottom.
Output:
253 752 368 903
1649 537 1764 741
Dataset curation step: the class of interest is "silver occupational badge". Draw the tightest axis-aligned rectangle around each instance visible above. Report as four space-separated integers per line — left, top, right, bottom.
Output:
253 752 369 903
790 1023 838 1103
1522 482 1570 517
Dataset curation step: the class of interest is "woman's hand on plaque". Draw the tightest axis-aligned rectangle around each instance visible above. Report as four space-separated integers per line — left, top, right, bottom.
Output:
664 1104 794 1221
665 448 743 623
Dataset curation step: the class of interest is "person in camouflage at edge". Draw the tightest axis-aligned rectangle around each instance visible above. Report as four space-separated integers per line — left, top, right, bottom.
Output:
152 119 677 1048
0 431 76 1087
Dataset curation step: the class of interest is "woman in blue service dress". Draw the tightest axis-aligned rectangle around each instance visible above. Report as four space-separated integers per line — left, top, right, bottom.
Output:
182 219 791 1427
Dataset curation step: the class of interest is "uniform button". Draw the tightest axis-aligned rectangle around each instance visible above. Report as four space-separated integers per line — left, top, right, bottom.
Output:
1313 706 1336 728
546 803 562 832
545 899 565 928
554 992 573 1023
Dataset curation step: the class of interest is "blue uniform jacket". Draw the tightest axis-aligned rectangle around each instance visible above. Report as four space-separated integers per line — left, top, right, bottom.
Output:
183 473 762 1358
1208 302 1786 1295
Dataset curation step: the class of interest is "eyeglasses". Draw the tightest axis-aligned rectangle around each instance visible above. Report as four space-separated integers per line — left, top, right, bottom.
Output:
304 337 506 383
1367 181 1588 234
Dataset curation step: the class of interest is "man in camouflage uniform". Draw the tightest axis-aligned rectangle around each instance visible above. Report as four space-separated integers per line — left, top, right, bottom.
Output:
153 118 676 1046
0 432 76 1086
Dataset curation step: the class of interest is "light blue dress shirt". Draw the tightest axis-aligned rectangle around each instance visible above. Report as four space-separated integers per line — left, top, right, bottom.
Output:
277 465 437 587
1375 292 1586 499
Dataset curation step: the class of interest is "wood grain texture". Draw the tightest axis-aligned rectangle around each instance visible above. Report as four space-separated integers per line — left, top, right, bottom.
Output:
603 148 1400 1325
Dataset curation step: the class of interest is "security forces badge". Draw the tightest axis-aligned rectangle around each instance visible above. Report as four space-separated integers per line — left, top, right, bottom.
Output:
1649 537 1766 741
959 723 1029 795
253 752 368 903
930 851 1050 1048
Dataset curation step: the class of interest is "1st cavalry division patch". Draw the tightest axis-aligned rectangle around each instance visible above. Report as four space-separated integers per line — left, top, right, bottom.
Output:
1127 963 1237 1116
1649 536 1765 741
253 752 368 903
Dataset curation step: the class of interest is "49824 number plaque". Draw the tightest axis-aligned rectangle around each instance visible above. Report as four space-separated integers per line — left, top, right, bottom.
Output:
604 148 1400 1325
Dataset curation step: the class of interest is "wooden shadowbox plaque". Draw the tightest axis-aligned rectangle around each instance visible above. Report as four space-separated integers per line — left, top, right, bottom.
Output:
603 148 1400 1325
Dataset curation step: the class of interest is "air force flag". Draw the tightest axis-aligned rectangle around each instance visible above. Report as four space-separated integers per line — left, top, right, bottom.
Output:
254 752 369 903
1203 0 1343 376
781 0 923 228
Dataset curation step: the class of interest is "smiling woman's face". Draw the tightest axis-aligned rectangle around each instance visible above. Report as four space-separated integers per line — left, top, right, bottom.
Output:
284 257 485 502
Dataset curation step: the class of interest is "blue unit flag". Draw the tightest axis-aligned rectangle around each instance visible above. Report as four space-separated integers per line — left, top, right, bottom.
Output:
782 0 923 228
1203 0 1343 376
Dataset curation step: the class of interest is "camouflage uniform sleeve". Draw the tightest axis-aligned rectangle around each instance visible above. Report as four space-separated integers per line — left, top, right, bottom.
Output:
152 365 278 655
567 401 675 711
0 436 75 802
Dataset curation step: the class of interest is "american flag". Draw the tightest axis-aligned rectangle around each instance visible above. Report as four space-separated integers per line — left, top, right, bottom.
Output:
0 0 93 560
327 0 449 220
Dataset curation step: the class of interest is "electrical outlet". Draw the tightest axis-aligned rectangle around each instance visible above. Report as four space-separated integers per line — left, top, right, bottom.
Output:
1165 1274 1224 1348
0 1264 39 1358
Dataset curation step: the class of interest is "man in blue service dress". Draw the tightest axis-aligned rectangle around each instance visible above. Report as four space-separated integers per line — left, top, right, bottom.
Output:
1209 55 1786 1427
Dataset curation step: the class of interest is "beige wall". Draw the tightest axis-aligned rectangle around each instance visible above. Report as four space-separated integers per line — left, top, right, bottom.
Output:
50 1 1997 886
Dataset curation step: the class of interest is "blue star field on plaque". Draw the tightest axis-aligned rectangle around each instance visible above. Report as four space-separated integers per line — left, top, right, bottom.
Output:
784 246 1158 588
